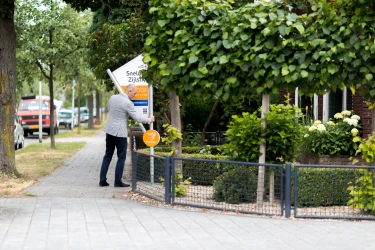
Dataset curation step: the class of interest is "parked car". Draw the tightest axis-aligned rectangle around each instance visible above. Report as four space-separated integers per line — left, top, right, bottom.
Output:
79 107 89 123
14 115 25 150
58 109 78 129
17 95 59 137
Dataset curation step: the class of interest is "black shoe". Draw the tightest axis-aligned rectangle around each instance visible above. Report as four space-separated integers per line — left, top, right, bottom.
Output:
114 182 130 187
99 181 109 187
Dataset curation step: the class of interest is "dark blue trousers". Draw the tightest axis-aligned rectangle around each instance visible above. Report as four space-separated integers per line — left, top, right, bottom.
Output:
100 133 128 184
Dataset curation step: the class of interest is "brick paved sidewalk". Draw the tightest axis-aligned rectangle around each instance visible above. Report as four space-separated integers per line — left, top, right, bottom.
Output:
0 132 374 250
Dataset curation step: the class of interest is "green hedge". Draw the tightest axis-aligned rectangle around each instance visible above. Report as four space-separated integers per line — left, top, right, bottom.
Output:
291 167 361 207
138 146 222 155
135 151 228 184
213 166 258 204
136 150 360 207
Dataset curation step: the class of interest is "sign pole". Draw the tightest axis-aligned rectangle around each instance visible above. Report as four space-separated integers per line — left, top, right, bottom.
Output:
38 80 42 143
71 79 75 130
149 86 154 184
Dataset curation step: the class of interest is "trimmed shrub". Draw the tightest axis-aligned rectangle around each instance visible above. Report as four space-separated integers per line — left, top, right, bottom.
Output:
291 167 361 207
135 151 229 185
213 166 258 204
138 146 222 155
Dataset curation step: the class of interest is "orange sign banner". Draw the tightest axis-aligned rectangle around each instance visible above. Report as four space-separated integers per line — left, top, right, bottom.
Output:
143 130 160 147
121 85 148 100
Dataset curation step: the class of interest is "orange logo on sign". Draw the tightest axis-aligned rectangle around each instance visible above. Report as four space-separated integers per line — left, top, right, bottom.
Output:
121 85 148 100
143 130 160 147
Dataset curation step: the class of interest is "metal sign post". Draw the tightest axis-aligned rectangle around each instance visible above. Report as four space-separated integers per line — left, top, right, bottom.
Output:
38 80 42 143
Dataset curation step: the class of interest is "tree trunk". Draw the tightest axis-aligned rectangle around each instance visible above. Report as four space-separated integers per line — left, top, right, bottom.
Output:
200 98 219 146
88 91 94 129
0 13 20 176
170 90 182 172
48 64 55 149
257 93 269 205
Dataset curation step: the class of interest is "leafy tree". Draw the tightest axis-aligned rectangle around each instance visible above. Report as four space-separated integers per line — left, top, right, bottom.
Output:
15 0 92 148
87 12 147 84
0 0 20 176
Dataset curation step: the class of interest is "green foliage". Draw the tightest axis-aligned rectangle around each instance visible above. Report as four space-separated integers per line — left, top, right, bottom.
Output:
264 104 304 163
292 167 360 207
137 148 227 185
87 12 147 82
0 0 14 18
347 169 375 212
347 132 375 212
173 173 191 197
354 132 375 164
143 0 363 101
223 112 262 162
62 0 146 12
220 94 261 125
161 123 183 155
182 97 224 132
139 145 222 155
182 124 201 146
15 0 92 84
224 104 303 163
160 173 191 197
302 111 361 156
213 166 258 204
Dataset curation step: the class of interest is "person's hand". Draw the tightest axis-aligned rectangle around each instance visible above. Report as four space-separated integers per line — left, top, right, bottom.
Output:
149 115 155 123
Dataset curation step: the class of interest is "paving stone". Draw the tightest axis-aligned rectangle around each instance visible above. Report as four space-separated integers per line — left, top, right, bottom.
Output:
0 132 374 249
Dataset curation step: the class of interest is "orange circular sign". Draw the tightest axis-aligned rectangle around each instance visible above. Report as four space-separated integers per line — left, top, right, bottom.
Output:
143 130 160 147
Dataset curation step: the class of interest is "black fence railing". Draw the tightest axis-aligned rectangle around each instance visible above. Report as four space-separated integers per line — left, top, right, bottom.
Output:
132 151 168 203
293 164 375 220
132 151 375 220
170 157 284 216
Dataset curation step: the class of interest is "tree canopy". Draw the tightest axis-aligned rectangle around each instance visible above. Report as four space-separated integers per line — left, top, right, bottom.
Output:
142 0 375 102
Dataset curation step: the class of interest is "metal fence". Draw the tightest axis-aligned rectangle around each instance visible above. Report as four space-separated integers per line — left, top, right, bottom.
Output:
132 151 168 203
292 164 375 220
132 151 375 220
170 157 284 216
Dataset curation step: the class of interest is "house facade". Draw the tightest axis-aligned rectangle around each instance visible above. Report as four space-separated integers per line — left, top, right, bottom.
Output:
279 88 373 139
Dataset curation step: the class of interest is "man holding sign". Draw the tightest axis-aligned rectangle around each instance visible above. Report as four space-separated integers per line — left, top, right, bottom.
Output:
99 84 155 187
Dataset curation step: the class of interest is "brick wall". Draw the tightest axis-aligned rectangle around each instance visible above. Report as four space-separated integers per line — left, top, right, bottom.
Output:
351 93 372 139
298 154 366 166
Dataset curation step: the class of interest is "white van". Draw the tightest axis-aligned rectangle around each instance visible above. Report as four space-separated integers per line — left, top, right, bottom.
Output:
58 109 78 129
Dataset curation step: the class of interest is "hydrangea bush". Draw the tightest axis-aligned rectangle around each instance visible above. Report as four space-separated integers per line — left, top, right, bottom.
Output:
302 110 362 156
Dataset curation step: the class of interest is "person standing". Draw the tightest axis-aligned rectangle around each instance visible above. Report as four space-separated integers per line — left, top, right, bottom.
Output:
99 84 154 187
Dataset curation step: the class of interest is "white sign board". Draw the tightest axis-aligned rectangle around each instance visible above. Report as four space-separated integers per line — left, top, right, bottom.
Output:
107 55 149 120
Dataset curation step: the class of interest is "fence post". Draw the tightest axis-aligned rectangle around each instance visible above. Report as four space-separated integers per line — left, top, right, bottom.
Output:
132 151 137 192
165 156 171 205
132 136 137 150
285 162 291 218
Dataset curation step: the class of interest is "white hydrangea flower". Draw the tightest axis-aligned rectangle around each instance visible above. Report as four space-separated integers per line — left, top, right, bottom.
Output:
341 110 351 116
313 120 322 126
327 121 335 126
304 134 309 138
347 119 358 126
317 124 326 131
309 125 317 131
334 113 343 119
351 115 360 120
343 118 350 123
351 128 359 136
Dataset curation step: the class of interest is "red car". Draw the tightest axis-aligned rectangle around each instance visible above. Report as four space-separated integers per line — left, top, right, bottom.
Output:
17 95 58 137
